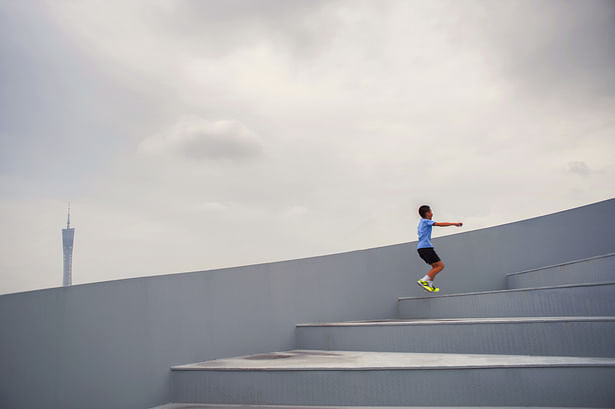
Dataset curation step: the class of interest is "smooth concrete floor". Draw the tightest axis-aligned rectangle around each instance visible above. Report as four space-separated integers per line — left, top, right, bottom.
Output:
152 404 605 409
296 316 615 327
171 349 615 371
397 281 615 300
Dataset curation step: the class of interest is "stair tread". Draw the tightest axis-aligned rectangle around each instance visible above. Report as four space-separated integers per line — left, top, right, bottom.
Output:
398 280 615 301
153 404 604 409
171 350 615 371
297 316 615 327
505 252 615 277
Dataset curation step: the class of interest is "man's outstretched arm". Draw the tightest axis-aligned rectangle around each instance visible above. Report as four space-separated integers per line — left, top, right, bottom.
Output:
434 222 463 227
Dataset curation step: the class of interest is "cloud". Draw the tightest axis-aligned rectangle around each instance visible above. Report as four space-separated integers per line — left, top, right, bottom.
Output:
190 201 229 213
160 0 342 58
568 161 591 177
284 205 309 218
138 117 264 161
470 0 615 100
1 0 614 294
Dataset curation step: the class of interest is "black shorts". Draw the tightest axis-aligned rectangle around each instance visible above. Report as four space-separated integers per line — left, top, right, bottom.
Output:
417 247 441 265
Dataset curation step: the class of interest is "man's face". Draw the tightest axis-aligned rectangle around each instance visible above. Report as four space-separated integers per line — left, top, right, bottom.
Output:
426 209 433 219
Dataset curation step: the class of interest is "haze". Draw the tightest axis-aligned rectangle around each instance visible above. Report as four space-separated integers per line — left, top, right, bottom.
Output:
1 0 614 294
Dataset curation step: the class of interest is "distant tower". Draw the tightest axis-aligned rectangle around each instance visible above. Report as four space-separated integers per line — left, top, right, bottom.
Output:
62 203 75 286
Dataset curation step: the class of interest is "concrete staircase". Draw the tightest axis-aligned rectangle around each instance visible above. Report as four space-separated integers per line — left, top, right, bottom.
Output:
160 253 615 408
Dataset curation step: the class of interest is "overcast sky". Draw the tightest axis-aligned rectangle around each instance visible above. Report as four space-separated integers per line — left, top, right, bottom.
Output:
1 0 614 295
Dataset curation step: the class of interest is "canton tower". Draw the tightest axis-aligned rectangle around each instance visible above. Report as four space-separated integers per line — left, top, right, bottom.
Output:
62 203 75 286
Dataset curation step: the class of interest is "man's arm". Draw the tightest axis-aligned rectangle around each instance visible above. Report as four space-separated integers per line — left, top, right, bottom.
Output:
434 222 463 227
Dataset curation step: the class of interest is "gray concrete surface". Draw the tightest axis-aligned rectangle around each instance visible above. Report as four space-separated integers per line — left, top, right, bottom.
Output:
170 350 615 406
151 405 603 409
296 316 615 357
506 252 615 289
171 349 615 370
398 281 615 318
2 198 615 409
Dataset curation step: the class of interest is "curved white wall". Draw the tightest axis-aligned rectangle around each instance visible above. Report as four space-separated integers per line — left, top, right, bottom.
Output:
1 198 614 409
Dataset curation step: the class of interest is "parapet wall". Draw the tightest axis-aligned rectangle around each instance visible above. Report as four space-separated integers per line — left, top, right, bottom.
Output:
1 198 614 409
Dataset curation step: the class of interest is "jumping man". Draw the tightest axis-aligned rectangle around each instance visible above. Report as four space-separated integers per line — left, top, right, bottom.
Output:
416 205 462 293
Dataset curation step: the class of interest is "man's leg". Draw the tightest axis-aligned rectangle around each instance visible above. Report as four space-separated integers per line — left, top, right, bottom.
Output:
427 261 444 281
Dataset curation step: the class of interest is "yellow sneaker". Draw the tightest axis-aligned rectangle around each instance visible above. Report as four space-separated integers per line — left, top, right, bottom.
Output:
417 279 439 293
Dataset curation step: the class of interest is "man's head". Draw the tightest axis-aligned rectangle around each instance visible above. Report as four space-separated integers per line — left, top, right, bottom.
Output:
418 205 433 219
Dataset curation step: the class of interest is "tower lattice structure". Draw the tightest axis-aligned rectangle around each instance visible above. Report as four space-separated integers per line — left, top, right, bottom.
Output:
62 204 75 286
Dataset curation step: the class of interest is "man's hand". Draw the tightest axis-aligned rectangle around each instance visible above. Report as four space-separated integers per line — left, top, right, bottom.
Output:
456 222 463 227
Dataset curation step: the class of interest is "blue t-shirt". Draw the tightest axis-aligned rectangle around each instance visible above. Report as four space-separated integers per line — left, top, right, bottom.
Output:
417 218 436 249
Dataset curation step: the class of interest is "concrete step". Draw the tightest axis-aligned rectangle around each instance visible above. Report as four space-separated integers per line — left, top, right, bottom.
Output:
296 316 615 357
506 252 615 289
151 404 606 409
171 350 615 407
398 281 615 319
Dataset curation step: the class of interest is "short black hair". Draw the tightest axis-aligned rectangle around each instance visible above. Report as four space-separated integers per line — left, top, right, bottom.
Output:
418 205 431 218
